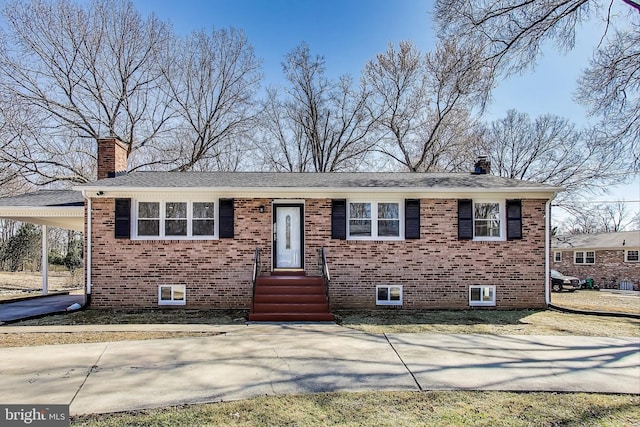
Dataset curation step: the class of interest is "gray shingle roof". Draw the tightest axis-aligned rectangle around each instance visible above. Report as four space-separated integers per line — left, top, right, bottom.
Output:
553 231 640 250
76 171 560 192
0 190 84 207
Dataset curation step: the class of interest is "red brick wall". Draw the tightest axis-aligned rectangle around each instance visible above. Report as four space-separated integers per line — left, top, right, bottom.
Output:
89 197 548 310
314 199 547 309
90 198 270 309
552 249 640 290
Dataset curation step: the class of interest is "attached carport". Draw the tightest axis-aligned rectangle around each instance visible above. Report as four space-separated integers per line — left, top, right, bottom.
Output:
0 190 84 295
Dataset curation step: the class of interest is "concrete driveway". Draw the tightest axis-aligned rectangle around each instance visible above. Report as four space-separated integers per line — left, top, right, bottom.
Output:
0 324 637 416
0 294 85 323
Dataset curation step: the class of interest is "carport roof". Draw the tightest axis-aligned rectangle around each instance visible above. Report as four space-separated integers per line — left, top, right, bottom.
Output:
0 190 84 231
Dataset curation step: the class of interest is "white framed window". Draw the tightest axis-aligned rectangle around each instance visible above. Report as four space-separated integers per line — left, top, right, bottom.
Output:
625 250 639 263
376 285 402 306
158 285 186 305
348 201 402 240
554 251 562 262
574 251 595 264
138 202 160 236
134 199 217 239
473 201 504 241
469 285 496 306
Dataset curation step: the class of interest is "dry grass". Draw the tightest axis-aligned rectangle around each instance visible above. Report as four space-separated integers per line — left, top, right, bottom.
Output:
0 270 83 300
13 308 249 326
3 309 247 347
552 289 640 314
336 309 640 337
71 391 640 427
0 331 223 348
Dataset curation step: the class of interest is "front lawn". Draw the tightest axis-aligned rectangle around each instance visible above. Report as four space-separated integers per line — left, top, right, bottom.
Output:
552 289 640 314
71 391 640 427
335 309 640 336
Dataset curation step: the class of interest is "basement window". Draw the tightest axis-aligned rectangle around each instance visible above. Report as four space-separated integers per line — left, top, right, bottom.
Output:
626 250 639 263
158 285 186 306
469 285 496 307
376 285 402 306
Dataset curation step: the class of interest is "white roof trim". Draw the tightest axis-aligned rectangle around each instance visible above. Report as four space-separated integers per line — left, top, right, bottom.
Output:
0 206 84 231
79 187 560 200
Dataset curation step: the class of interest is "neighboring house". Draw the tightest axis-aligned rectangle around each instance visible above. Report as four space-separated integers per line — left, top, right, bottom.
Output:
0 138 563 320
552 231 640 291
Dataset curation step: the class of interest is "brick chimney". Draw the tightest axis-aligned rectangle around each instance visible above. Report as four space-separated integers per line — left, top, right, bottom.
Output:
473 156 491 175
97 137 128 180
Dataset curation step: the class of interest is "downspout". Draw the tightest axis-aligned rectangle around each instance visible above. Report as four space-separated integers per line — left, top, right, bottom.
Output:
545 199 551 305
86 195 92 300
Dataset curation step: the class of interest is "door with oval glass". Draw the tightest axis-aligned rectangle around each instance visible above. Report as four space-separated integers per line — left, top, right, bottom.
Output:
273 204 303 269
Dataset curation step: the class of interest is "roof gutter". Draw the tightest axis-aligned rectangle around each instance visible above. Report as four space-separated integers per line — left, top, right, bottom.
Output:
74 185 564 194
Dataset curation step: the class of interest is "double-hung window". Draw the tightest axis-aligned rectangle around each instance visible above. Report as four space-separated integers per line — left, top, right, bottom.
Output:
574 251 595 264
625 250 639 263
348 201 401 240
474 201 504 240
138 202 160 236
135 200 216 239
165 202 187 236
192 202 215 236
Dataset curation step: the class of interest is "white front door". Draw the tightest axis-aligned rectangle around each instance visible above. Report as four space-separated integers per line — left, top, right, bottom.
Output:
274 204 303 269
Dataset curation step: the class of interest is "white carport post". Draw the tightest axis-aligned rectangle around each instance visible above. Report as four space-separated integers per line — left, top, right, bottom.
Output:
41 224 48 295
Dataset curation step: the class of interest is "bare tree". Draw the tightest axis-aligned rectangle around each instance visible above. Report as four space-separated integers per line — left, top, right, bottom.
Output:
559 200 637 233
480 110 626 200
576 23 640 168
257 87 311 172
159 27 262 171
0 95 27 189
260 43 376 172
434 0 639 172
362 41 486 172
0 0 175 183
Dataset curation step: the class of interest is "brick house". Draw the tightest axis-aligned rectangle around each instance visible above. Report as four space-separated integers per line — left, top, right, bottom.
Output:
552 231 640 291
59 138 560 320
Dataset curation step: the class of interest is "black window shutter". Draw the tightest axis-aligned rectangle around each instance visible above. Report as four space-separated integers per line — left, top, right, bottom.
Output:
405 199 420 239
331 199 346 240
114 198 131 239
458 199 473 240
506 199 523 240
219 198 234 238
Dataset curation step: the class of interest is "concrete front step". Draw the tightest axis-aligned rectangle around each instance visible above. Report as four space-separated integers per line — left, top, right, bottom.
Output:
252 302 330 313
248 312 335 322
256 275 325 286
251 273 333 322
254 285 326 295
254 294 328 304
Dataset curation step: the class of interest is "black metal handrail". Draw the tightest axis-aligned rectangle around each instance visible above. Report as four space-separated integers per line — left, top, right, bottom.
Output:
319 247 331 307
252 247 261 305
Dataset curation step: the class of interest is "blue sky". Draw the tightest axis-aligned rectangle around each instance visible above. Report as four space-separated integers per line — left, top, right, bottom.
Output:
130 1 640 208
134 0 437 84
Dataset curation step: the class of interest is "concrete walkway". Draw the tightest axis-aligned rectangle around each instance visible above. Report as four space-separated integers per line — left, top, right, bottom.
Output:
0 324 638 416
0 294 85 323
